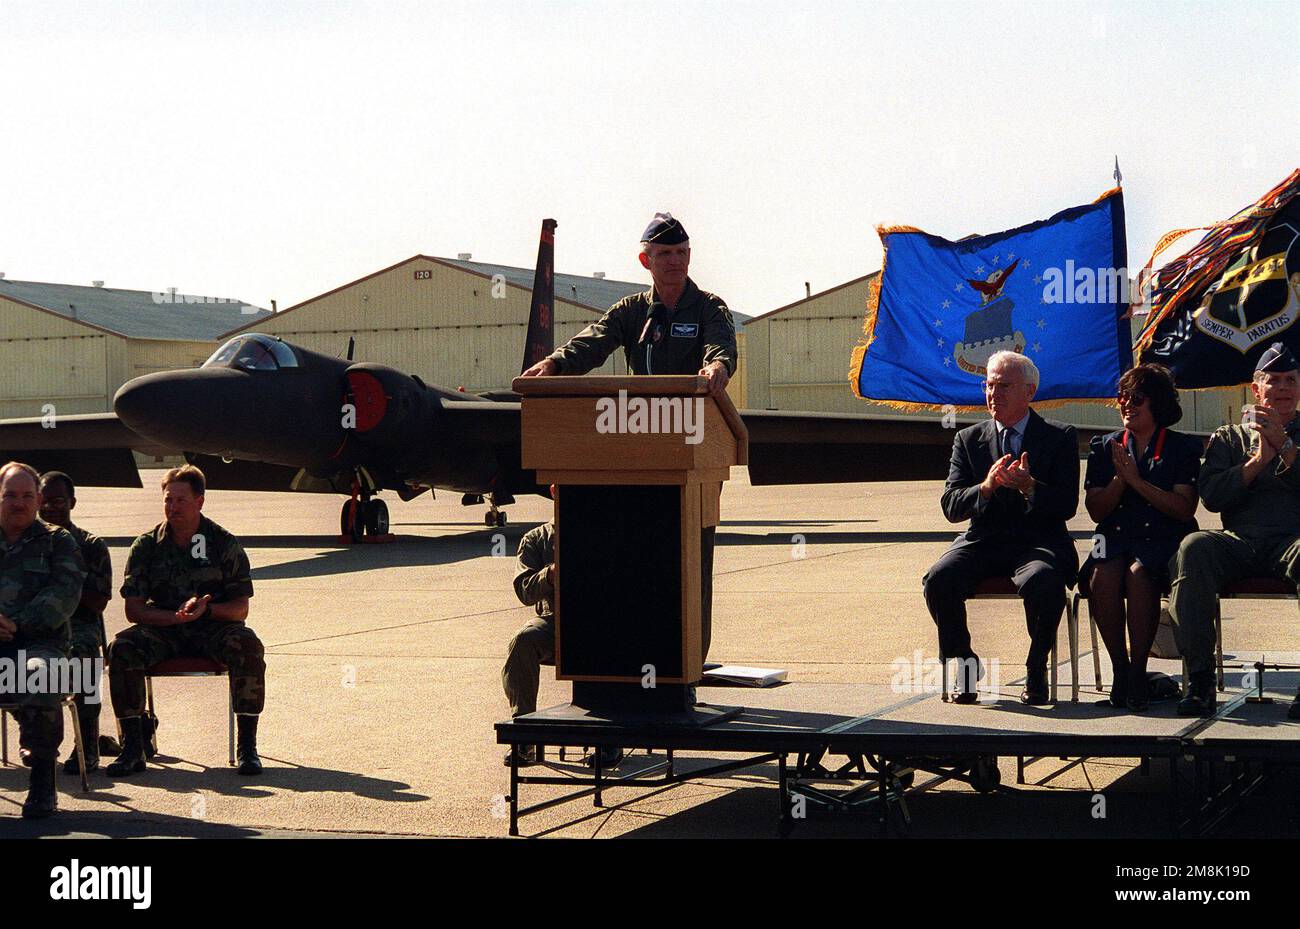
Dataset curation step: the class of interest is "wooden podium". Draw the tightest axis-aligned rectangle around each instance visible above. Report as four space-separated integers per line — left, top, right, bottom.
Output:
512 375 747 725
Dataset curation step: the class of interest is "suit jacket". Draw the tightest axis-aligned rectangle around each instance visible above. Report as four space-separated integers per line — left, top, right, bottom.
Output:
940 410 1081 582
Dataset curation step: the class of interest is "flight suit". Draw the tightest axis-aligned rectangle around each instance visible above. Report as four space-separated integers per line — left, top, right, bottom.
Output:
0 519 86 762
546 278 738 379
545 277 737 662
108 515 264 717
502 522 555 717
64 522 112 760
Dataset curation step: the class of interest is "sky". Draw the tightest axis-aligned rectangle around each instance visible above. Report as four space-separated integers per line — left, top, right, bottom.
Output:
1 0 1296 317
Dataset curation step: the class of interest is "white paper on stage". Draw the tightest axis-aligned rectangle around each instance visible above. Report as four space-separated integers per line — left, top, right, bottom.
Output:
702 666 787 687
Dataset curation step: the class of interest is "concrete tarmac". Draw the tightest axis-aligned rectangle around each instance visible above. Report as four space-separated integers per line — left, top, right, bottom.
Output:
2 469 1296 838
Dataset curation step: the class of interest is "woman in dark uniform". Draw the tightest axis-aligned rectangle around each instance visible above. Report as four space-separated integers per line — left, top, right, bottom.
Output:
1082 364 1201 711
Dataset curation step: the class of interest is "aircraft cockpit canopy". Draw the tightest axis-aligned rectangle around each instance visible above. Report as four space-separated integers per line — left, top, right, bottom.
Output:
202 334 300 372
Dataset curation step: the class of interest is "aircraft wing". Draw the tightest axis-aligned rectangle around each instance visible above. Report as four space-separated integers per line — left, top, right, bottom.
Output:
0 412 167 487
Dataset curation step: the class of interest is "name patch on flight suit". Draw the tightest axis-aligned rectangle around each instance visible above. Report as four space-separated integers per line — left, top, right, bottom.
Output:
670 323 699 338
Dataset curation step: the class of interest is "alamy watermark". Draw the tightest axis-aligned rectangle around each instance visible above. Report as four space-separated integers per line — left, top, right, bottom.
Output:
0 653 102 703
595 390 704 445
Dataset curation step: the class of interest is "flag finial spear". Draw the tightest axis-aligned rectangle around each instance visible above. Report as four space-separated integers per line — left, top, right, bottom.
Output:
1113 156 1123 186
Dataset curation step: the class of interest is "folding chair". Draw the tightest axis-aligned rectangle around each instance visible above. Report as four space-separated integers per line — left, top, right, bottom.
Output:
144 657 236 766
0 694 92 792
941 576 1079 702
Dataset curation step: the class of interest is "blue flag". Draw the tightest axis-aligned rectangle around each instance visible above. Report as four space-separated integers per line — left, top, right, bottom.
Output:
850 189 1131 408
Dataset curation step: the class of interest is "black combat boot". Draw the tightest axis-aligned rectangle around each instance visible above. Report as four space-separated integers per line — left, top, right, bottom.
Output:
63 708 100 775
22 759 58 819
105 716 147 776
1176 671 1217 717
236 714 262 776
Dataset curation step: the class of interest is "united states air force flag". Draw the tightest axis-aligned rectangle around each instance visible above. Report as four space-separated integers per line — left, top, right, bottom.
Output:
849 188 1131 409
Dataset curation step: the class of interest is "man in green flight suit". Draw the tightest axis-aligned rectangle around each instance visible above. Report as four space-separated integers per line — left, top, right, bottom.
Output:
0 461 86 818
38 471 114 774
105 464 266 777
521 212 737 676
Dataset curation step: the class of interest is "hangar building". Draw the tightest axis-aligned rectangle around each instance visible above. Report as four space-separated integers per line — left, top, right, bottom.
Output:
0 276 269 419
220 255 749 405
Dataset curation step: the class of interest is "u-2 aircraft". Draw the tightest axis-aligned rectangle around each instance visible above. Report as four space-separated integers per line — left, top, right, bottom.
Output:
0 220 1019 539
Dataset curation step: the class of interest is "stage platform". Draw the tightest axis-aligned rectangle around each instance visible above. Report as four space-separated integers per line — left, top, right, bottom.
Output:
496 653 1300 837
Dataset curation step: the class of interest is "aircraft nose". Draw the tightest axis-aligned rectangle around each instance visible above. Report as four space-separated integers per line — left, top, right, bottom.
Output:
113 369 225 449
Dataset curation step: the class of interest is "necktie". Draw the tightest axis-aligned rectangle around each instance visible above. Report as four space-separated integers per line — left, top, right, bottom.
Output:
1002 426 1017 458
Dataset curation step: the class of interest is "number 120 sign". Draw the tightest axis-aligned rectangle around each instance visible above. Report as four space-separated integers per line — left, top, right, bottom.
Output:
413 270 432 280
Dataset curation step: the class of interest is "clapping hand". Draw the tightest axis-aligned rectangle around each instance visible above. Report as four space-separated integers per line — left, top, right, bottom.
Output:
1111 439 1140 484
1001 452 1035 493
174 594 212 625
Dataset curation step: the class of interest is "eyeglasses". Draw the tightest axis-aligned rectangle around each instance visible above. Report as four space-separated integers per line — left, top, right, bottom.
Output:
982 381 1026 393
1117 390 1148 406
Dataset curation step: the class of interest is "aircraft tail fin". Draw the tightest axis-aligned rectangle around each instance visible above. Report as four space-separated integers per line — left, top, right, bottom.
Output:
521 218 557 374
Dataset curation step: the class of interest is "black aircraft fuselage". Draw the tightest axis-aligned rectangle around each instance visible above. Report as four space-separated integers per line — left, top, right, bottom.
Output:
114 333 532 501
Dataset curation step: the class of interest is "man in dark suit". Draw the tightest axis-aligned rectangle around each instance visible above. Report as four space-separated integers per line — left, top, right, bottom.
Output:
923 351 1080 704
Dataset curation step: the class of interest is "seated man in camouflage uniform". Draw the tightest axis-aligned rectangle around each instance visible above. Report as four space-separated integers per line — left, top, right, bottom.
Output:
38 471 114 774
1169 342 1300 718
106 465 266 776
502 506 622 769
0 461 86 818
501 517 555 767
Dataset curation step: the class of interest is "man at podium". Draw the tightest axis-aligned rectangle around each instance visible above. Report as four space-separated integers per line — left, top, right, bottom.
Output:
520 212 738 665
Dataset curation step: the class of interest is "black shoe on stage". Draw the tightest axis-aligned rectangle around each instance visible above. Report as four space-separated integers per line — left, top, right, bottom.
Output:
1104 666 1130 709
1020 667 1050 706
1176 672 1217 717
1288 688 1300 721
949 655 984 704
1125 665 1149 712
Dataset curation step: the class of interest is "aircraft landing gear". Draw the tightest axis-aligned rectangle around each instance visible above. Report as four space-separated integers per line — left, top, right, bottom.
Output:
463 492 510 528
341 475 393 543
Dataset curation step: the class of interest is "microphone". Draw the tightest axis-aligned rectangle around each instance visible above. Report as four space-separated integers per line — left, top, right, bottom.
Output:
639 302 668 346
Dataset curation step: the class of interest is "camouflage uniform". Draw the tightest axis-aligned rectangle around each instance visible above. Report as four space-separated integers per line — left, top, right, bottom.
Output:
63 522 112 758
107 515 263 717
502 522 555 717
0 519 86 761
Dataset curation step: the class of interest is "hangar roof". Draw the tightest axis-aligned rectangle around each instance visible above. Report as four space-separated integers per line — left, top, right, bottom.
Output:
442 258 645 313
444 258 752 323
0 278 271 341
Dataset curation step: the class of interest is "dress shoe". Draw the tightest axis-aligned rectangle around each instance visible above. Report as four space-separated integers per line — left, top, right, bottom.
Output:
1020 667 1050 706
1125 665 1149 712
1288 688 1300 721
502 745 540 767
105 716 147 777
949 655 984 704
1177 672 1217 717
22 759 58 819
236 715 262 776
1104 666 1130 709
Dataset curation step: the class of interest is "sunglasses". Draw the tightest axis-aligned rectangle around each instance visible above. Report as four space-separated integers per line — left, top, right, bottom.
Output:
1117 390 1148 406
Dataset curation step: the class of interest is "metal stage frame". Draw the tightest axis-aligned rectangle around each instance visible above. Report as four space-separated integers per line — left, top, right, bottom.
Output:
496 685 1299 838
